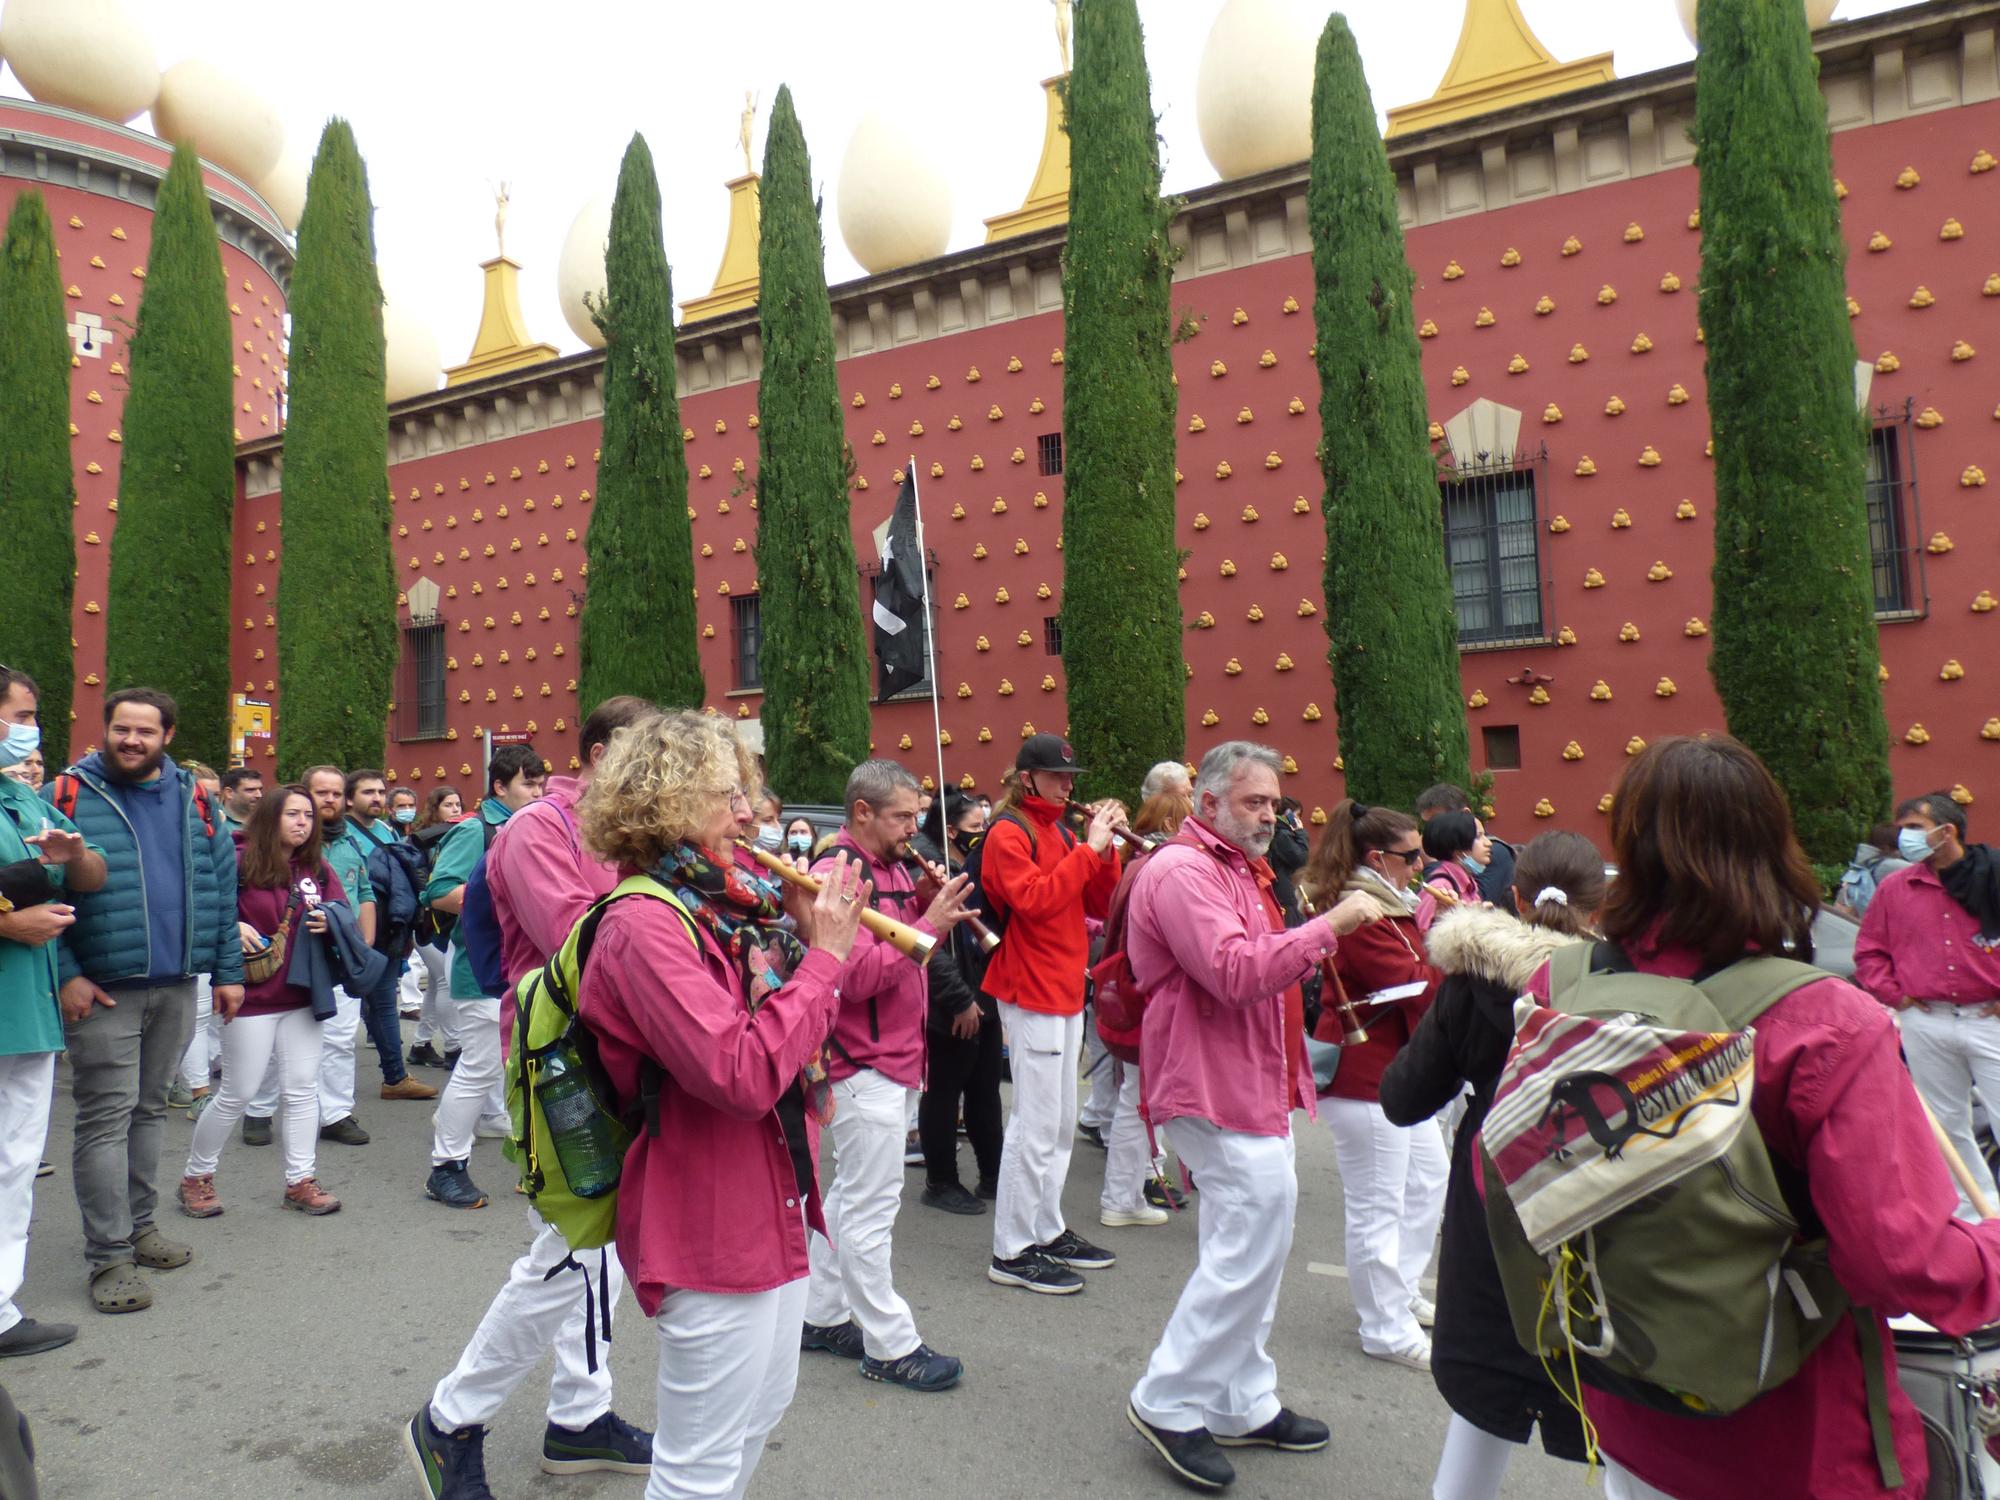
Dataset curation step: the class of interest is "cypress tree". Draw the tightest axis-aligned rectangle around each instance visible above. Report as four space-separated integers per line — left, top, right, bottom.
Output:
0 193 75 750
754 85 872 802
1697 0 1888 860
578 133 703 714
1309 15 1471 809
106 144 236 767
276 119 395 776
1059 0 1184 804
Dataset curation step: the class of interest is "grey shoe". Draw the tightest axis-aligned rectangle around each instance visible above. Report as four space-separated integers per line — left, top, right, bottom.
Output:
242 1115 273 1147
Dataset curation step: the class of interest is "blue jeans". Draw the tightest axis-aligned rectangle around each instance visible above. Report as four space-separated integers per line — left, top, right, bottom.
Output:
360 955 409 1085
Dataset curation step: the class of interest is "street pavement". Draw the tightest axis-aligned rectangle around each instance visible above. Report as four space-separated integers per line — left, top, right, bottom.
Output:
11 1043 1599 1499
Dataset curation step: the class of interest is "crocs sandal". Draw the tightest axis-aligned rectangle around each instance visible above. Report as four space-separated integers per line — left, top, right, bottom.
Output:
89 1262 152 1315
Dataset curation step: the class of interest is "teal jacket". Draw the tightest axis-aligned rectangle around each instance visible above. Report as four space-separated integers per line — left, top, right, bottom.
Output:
43 753 244 989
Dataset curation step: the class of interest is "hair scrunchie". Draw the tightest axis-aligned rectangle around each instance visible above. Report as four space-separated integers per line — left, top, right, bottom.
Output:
1534 886 1570 908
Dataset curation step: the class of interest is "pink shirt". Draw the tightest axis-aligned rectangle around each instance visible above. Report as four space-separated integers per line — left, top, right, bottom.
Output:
811 831 932 1090
1854 859 2000 1007
1128 818 1335 1137
486 777 619 1048
579 887 842 1311
1540 939 2000 1500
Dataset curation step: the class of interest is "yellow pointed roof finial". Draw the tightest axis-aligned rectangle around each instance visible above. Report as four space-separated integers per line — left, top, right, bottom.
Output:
1386 0 1614 136
445 184 558 387
985 6 1072 243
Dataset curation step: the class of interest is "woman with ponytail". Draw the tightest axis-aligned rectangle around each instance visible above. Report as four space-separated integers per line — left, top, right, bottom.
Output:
1380 831 1605 1500
1297 800 1447 1371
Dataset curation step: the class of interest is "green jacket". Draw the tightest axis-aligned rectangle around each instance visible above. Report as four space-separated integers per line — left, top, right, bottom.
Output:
0 777 99 1055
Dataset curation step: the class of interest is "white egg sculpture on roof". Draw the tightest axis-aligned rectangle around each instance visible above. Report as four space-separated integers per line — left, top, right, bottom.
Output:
257 149 308 233
837 112 952 276
384 296 442 404
151 58 284 186
0 0 159 123
556 192 613 350
1195 0 1315 182
1675 0 1838 43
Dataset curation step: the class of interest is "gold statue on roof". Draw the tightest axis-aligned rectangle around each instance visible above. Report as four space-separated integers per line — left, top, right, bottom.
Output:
739 91 758 176
492 179 510 259
1053 0 1071 71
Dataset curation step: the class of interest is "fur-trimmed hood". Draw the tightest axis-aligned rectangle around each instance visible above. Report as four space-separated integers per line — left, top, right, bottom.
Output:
1424 903 1583 993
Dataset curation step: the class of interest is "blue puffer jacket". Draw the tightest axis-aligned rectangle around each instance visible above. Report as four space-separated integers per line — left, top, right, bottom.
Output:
43 753 244 988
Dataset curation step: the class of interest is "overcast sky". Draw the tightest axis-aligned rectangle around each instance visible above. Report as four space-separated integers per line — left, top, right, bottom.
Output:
3 0 1916 370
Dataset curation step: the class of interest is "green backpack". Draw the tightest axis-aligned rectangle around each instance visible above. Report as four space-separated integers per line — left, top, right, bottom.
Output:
506 873 696 1254
1479 941 1901 1489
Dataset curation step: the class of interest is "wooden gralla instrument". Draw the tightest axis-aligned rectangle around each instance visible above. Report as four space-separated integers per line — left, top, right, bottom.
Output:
1064 799 1164 853
895 841 1001 954
735 841 936 966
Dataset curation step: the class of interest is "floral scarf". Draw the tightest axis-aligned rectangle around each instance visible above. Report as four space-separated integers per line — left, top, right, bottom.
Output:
654 841 833 1122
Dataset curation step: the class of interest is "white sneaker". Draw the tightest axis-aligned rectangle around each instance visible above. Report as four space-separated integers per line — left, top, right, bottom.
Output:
1365 1338 1432 1372
1100 1204 1170 1228
474 1115 510 1140
1410 1295 1437 1329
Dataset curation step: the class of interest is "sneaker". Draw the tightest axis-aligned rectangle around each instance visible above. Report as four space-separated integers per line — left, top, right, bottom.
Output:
920 1182 986 1216
0 1317 77 1358
1365 1338 1432 1372
403 1405 495 1500
974 1177 998 1201
987 1252 1083 1295
166 1079 193 1110
1145 1178 1188 1211
903 1129 924 1166
1076 1122 1107 1149
1410 1294 1437 1329
474 1115 510 1140
185 1091 212 1123
425 1160 488 1210
1213 1407 1331 1452
282 1177 341 1215
407 1041 450 1069
1037 1228 1115 1269
320 1116 371 1146
541 1409 651 1475
1126 1403 1235 1491
442 1048 463 1070
861 1342 964 1392
1101 1203 1170 1228
177 1174 223 1219
242 1115 272 1147
383 1076 440 1101
800 1319 865 1359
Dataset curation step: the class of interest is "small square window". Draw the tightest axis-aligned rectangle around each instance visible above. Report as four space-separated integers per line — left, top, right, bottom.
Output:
1482 724 1521 771
1043 615 1063 655
1037 432 1064 477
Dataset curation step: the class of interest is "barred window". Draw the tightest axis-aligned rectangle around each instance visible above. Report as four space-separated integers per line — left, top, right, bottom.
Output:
1866 418 1924 619
1441 462 1544 647
1037 432 1064 476
397 613 447 741
731 595 763 691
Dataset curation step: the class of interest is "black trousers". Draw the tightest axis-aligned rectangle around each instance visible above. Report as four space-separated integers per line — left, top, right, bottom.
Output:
919 1004 1003 1188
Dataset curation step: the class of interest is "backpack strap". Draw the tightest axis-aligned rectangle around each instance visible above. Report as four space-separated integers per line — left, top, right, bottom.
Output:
189 778 216 840
50 773 79 822
1852 1310 1904 1491
1692 957 1826 1032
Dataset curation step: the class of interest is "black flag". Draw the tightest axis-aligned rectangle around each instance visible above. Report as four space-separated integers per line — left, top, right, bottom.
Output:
871 473 928 698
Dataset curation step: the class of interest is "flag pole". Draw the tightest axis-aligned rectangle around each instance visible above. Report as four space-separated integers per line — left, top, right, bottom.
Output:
909 455 952 874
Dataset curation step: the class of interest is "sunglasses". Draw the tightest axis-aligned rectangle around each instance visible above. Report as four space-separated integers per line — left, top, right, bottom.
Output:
1379 846 1426 866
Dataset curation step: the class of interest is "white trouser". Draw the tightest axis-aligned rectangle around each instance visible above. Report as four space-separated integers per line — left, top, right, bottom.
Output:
1130 1118 1295 1436
179 975 221 1091
0 1051 56 1336
1433 1411 1517 1500
410 944 453 1043
647 1276 808 1500
1079 1019 1117 1130
247 987 359 1125
803 1069 919 1360
186 1008 322 1186
992 1002 1081 1260
432 996 501 1165
1898 1003 2000 1220
430 1207 623 1432
1324 1096 1448 1355
1101 1062 1164 1215
1604 1457 1679 1499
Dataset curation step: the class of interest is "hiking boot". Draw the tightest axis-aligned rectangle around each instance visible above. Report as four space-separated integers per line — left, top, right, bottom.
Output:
861 1342 964 1392
920 1182 986 1216
1101 1203 1170 1228
1037 1228 1115 1269
177 1174 223 1219
242 1115 272 1146
1127 1403 1235 1491
383 1076 439 1101
1213 1407 1330 1452
1145 1178 1187 1211
166 1079 193 1109
425 1160 488 1210
407 1041 451 1069
1076 1122 1107 1149
541 1409 651 1475
800 1319 865 1359
987 1252 1083 1295
404 1405 495 1500
320 1116 371 1146
282 1178 341 1215
0 1317 77 1358
131 1227 192 1268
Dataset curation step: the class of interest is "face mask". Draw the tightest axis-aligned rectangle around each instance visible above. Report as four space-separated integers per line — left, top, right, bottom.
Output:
1460 854 1488 876
1898 826 1940 863
0 722 38 769
787 832 813 855
393 807 416 825
755 823 783 852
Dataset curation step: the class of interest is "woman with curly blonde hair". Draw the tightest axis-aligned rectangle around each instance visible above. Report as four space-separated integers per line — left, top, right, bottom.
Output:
573 711 868 1499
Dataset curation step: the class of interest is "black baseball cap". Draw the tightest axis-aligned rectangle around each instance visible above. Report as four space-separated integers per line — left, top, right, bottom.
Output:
1016 733 1084 774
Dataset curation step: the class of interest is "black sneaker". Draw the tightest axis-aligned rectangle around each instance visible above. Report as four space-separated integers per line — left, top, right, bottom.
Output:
424 1160 487 1210
1212 1407 1331 1452
442 1049 463 1070
974 1177 998 1201
1038 1228 1115 1269
1145 1178 1188 1211
987 1252 1083 1295
920 1182 986 1216
403 1405 495 1500
800 1319 865 1358
1076 1122 1107 1149
320 1116 371 1146
541 1409 651 1475
1127 1403 1235 1491
861 1342 964 1392
0 1317 77 1358
241 1115 272 1147
407 1041 449 1069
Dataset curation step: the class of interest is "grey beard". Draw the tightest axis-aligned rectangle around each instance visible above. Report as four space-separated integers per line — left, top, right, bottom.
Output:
1214 810 1273 859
